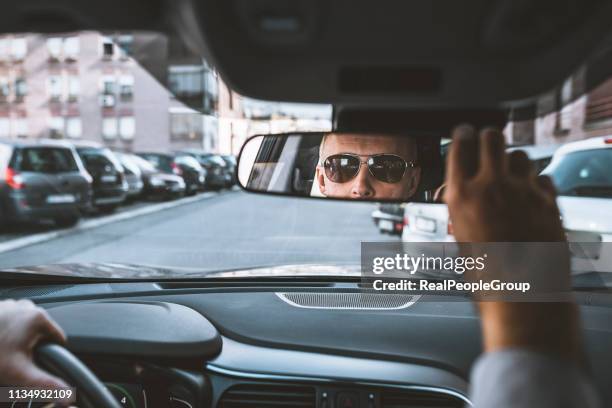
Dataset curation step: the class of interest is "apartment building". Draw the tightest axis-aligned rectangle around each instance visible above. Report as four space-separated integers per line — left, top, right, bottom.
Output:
0 31 219 153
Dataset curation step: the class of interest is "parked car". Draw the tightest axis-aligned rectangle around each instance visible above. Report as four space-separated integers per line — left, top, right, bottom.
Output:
114 152 144 200
73 142 128 214
542 136 612 242
0 139 92 227
136 152 206 195
221 154 237 186
507 143 560 174
128 154 186 199
177 150 230 189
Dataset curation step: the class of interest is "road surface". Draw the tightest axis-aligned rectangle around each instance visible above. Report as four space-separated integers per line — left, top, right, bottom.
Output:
0 190 396 273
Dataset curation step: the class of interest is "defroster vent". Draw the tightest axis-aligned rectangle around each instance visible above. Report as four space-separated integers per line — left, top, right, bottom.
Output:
276 292 419 310
218 384 315 408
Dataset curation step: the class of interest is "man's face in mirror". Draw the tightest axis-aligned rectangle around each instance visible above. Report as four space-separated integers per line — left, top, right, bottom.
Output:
316 133 421 200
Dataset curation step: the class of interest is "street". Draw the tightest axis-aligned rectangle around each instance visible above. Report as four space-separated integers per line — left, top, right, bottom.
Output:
0 190 396 273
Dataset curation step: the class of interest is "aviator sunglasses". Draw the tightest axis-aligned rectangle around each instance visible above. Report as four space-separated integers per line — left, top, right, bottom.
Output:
322 153 417 184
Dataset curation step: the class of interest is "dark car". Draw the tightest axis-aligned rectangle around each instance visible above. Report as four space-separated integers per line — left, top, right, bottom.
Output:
114 152 144 201
136 152 206 195
0 139 92 227
74 143 128 214
177 150 229 190
221 154 237 186
128 154 186 199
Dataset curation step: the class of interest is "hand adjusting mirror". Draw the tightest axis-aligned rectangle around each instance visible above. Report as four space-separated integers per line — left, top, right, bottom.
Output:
237 132 444 203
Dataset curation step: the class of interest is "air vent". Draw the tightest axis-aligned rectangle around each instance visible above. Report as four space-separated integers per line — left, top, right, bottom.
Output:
276 292 419 310
218 384 315 408
381 389 465 408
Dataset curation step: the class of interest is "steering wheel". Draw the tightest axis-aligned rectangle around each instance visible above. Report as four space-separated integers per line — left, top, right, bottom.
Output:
35 344 121 408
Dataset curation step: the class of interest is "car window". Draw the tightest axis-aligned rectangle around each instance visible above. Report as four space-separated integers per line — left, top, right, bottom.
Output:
12 147 78 173
545 148 612 198
139 154 173 173
129 155 157 172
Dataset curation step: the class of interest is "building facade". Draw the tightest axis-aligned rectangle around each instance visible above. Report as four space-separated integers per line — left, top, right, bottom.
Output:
0 31 219 153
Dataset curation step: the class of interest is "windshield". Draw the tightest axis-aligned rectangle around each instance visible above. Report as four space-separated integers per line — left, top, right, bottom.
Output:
0 30 610 287
544 149 612 198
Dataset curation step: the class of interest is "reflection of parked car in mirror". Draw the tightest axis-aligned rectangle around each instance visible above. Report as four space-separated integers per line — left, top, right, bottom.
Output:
372 203 405 235
114 152 144 200
128 154 186 200
0 139 92 228
542 136 612 242
74 142 128 214
136 152 206 195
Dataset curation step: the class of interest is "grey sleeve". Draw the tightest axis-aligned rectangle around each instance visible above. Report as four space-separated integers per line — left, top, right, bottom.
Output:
468 349 600 408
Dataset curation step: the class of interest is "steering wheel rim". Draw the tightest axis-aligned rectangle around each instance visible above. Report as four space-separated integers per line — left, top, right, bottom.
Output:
35 343 121 408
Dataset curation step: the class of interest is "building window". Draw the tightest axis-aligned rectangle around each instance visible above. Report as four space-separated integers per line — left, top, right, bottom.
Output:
64 37 80 60
47 76 63 100
10 38 27 61
101 37 114 59
119 116 135 140
15 78 27 100
0 39 9 61
170 112 203 141
101 75 116 94
47 37 62 60
168 66 205 96
0 118 9 137
119 75 134 100
14 118 27 138
48 117 65 138
116 35 133 59
102 117 118 139
66 117 82 138
68 76 80 101
0 78 10 101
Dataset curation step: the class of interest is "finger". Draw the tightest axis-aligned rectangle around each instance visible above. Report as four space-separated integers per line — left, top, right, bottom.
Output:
508 150 533 179
32 309 67 344
537 175 558 200
446 124 478 189
478 128 506 178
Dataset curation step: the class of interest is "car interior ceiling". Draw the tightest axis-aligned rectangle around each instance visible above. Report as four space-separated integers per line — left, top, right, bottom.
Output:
2 1 612 408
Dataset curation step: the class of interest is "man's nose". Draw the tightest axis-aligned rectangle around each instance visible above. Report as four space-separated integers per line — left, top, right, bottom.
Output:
350 165 375 198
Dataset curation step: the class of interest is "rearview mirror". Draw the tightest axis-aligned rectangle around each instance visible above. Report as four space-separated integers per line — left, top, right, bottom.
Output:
237 132 445 203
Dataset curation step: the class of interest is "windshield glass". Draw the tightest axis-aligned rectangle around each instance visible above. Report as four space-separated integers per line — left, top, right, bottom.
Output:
0 30 609 287
12 147 78 173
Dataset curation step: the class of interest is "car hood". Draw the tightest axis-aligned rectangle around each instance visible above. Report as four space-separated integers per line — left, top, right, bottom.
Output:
1 263 362 280
558 196 612 235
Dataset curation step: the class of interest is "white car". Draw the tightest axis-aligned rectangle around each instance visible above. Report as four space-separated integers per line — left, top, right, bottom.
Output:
542 136 612 242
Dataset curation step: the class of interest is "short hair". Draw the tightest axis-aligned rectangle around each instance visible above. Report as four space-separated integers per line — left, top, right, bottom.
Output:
319 132 418 164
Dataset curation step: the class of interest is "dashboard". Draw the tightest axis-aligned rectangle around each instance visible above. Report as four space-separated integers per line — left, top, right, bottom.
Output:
1 279 612 407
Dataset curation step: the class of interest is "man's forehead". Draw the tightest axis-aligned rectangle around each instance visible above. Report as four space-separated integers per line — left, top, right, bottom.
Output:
323 133 415 155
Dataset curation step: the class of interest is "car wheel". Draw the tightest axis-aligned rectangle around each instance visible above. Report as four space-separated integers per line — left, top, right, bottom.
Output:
55 215 80 228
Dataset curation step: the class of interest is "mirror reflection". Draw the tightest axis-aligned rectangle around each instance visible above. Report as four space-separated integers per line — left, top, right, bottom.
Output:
238 132 444 202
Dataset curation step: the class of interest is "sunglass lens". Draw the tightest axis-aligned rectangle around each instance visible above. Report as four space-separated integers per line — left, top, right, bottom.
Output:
368 155 407 183
324 155 360 183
